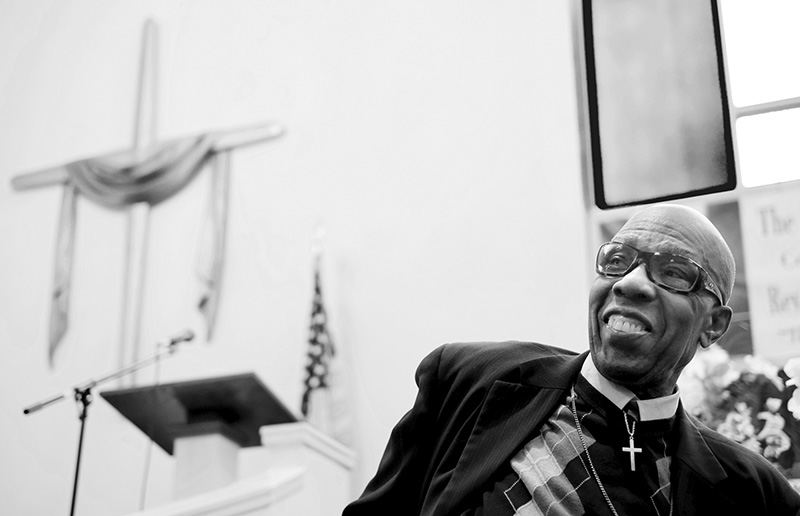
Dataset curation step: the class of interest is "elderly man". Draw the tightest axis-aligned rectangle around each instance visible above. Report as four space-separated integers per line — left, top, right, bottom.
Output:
344 204 800 515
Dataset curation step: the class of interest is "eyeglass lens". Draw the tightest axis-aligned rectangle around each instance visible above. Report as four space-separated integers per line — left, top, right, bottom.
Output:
597 243 700 292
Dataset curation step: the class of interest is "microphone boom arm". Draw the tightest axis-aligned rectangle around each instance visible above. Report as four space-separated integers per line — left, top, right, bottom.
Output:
23 330 192 415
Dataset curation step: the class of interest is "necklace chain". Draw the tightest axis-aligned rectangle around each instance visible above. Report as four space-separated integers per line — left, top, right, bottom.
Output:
624 410 636 437
570 386 620 516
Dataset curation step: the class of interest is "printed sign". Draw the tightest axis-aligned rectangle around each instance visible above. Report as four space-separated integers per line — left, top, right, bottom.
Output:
740 184 800 363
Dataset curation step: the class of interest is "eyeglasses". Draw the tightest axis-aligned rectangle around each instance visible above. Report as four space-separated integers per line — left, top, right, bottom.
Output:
596 242 725 306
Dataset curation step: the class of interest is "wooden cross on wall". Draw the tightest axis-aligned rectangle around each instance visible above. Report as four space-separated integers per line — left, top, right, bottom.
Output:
11 20 284 381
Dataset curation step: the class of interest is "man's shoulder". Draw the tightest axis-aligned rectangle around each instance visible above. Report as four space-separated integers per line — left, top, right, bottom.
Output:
412 341 581 420
671 414 800 512
440 340 578 362
425 341 579 384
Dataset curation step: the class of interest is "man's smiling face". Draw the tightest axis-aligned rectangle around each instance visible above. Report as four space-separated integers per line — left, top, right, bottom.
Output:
587 205 734 398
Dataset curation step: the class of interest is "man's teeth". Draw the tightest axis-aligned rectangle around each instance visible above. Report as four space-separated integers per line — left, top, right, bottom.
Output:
607 314 645 333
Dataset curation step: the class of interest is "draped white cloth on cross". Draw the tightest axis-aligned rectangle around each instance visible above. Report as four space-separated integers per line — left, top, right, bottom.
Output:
65 135 214 208
12 123 284 366
49 183 78 363
49 134 221 365
196 150 231 342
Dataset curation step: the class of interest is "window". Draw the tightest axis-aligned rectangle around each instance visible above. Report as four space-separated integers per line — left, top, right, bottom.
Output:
722 0 800 187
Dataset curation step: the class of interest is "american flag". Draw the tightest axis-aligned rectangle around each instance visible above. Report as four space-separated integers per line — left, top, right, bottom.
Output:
300 264 336 418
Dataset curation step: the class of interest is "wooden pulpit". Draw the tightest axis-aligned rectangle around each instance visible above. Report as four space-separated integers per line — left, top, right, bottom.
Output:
101 373 354 515
101 373 296 498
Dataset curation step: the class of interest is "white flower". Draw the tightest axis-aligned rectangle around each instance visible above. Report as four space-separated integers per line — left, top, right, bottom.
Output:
742 354 783 391
784 357 800 386
788 390 800 419
679 345 736 417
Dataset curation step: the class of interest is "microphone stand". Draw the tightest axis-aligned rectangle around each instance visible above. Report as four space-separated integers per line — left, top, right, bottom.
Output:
23 338 189 516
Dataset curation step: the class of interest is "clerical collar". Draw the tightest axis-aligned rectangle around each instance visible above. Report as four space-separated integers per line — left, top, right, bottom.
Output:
580 357 680 421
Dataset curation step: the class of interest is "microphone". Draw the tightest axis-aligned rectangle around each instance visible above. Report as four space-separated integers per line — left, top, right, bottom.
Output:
159 329 195 348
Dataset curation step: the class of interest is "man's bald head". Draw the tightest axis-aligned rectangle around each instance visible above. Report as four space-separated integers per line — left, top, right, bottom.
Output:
613 204 735 305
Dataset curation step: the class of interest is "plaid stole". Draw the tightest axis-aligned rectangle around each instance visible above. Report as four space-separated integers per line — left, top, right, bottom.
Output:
470 377 675 515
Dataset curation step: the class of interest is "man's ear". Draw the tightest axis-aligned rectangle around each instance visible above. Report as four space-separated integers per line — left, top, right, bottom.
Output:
699 305 733 348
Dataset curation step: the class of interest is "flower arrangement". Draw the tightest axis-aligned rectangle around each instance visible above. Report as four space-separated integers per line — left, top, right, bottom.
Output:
679 346 800 480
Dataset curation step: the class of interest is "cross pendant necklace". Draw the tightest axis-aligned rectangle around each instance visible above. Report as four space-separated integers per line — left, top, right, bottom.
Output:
571 388 673 516
622 412 642 471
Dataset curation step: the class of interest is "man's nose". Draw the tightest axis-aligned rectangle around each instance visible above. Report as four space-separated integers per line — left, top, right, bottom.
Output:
612 263 657 300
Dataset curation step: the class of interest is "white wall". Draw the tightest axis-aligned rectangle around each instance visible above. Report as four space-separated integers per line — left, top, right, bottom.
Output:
0 1 588 514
